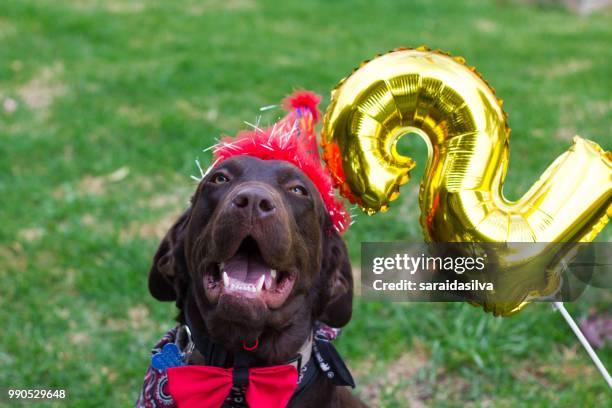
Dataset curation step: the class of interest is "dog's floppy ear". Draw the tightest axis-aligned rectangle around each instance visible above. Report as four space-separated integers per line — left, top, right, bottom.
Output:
148 208 191 302
316 226 354 328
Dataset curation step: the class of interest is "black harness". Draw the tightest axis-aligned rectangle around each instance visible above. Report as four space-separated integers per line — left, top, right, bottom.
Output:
182 301 354 407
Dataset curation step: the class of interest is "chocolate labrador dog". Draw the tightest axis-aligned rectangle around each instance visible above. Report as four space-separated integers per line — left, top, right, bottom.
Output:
145 154 366 407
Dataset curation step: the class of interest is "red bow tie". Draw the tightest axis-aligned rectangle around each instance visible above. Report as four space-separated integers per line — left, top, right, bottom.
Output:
166 365 298 408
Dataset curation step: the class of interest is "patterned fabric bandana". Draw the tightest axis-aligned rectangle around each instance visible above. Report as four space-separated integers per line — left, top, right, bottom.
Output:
135 323 353 408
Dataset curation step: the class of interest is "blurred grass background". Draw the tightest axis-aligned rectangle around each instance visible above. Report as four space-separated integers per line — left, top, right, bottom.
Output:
1 0 611 406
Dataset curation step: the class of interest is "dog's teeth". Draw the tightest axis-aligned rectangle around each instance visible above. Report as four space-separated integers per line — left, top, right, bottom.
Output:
225 278 262 293
271 269 277 279
256 275 265 292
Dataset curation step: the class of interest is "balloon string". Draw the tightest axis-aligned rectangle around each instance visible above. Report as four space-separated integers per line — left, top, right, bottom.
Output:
554 301 612 388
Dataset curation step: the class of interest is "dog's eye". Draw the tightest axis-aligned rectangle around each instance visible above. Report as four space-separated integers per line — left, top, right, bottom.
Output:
289 185 307 196
211 173 230 184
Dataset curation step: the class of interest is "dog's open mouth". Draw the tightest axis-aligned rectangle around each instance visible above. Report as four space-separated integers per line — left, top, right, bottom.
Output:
204 236 296 308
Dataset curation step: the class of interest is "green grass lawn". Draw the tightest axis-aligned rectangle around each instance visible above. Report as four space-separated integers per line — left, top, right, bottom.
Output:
1 0 611 406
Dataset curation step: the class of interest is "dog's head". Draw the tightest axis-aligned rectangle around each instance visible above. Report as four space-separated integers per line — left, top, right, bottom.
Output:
149 155 352 359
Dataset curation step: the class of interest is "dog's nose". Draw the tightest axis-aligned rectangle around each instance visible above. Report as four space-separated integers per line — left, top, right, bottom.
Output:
231 186 276 219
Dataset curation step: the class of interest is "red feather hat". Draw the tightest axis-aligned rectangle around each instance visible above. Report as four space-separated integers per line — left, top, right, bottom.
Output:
211 91 350 233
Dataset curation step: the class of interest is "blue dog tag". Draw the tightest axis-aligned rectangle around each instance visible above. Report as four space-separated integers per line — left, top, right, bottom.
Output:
151 343 186 370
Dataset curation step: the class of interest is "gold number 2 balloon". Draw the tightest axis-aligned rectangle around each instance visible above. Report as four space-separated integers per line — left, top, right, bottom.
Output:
322 47 612 316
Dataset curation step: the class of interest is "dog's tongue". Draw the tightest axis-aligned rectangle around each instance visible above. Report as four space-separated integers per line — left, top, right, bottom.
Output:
224 251 271 284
